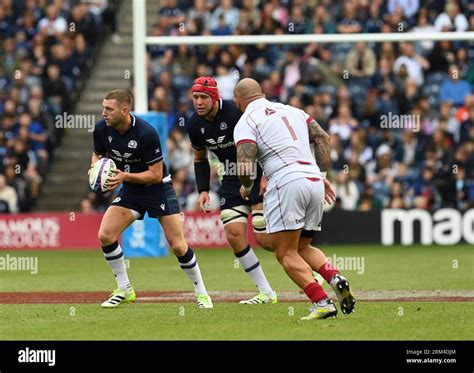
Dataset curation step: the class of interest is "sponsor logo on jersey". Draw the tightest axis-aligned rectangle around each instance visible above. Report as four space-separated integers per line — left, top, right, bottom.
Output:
111 149 133 159
128 140 138 148
206 135 226 145
110 149 140 163
265 108 276 116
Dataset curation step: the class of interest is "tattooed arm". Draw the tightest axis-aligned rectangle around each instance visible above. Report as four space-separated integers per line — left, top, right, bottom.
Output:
236 141 257 199
308 119 336 204
307 119 331 172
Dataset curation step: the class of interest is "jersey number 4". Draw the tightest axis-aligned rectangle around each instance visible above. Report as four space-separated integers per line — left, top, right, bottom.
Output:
282 116 298 141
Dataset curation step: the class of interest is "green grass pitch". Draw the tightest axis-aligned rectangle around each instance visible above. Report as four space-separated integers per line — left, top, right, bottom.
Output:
0 244 472 340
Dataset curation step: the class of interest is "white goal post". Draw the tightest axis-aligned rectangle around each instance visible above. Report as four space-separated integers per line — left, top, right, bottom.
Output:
132 0 474 113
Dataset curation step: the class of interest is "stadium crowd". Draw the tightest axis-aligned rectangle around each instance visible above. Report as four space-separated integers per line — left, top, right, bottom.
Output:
143 0 474 213
1 0 473 214
0 0 118 213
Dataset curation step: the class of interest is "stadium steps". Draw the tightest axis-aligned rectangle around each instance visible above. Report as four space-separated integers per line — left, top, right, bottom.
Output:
36 0 160 212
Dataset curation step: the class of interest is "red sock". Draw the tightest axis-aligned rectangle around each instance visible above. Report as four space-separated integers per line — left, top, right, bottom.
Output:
318 261 340 283
303 282 327 303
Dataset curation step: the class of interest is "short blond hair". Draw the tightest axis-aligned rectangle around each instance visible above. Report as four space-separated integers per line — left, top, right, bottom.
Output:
104 89 133 108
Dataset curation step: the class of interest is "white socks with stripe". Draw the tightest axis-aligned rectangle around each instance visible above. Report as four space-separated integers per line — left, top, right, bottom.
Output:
236 245 274 295
102 242 131 291
177 248 208 295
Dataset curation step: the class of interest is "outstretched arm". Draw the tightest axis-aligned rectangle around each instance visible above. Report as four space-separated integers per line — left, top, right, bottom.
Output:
307 119 330 172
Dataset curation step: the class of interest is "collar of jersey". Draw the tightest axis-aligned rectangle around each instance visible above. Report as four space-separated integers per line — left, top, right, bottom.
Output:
246 97 268 111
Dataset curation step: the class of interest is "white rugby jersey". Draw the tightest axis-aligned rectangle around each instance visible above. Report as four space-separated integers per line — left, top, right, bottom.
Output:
234 97 322 183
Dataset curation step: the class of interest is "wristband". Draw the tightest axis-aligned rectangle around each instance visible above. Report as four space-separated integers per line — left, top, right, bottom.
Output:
194 162 210 193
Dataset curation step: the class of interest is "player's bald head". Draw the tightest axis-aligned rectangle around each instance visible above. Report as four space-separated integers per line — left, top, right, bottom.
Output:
234 78 264 112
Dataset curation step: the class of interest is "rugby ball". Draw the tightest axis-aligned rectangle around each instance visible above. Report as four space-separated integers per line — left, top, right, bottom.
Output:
89 158 116 192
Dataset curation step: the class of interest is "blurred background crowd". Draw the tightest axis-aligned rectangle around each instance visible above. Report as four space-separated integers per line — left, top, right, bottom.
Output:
144 0 474 213
0 0 118 213
1 0 473 214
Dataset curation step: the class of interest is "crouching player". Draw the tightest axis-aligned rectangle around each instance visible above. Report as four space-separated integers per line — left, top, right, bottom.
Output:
91 89 213 308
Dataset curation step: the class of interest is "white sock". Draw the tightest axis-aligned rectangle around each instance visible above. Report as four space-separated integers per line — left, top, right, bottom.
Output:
236 246 273 295
102 242 131 291
177 248 207 295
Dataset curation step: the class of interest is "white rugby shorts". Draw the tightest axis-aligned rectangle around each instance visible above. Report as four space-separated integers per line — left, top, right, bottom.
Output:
264 176 324 234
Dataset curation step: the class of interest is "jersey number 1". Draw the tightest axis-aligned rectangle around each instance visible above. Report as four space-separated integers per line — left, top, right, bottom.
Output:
282 116 297 141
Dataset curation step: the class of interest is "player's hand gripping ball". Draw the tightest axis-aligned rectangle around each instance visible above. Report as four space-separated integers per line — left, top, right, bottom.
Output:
89 158 116 192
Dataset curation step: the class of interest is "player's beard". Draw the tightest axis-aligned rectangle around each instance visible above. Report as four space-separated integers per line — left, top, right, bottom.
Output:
106 115 124 128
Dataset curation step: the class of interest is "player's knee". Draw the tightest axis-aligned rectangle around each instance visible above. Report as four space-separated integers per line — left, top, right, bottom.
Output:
274 249 296 268
225 225 241 241
169 238 187 256
98 229 118 246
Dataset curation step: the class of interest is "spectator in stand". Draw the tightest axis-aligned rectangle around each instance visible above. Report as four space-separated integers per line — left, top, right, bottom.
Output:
158 0 186 34
117 1 474 213
408 166 442 210
337 0 363 34
0 174 18 213
42 64 69 118
210 0 239 32
345 42 377 86
329 103 359 145
434 2 469 32
393 42 430 86
333 171 360 210
439 64 472 107
37 4 67 39
411 10 436 56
